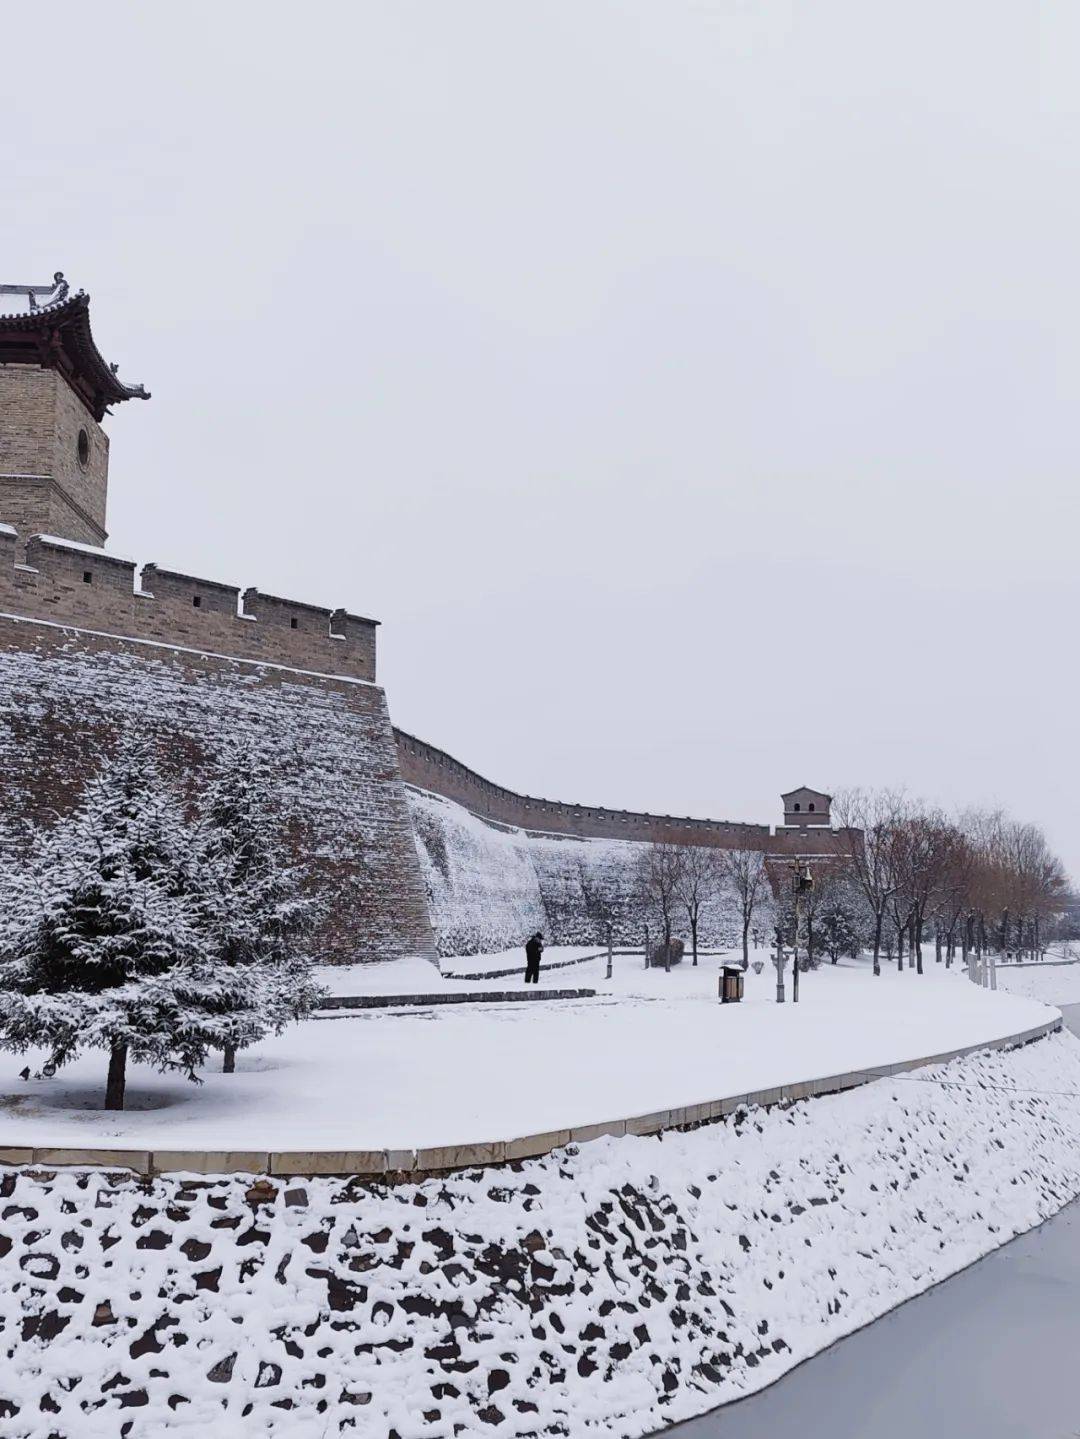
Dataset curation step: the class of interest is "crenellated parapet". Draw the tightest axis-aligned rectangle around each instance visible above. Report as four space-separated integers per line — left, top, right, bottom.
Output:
395 727 774 847
0 529 378 683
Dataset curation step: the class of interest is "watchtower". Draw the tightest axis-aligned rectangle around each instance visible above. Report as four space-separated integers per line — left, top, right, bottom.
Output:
780 786 832 828
0 273 148 550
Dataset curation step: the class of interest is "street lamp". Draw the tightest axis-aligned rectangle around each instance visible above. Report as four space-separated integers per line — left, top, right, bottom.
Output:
792 860 813 1005
773 926 787 1003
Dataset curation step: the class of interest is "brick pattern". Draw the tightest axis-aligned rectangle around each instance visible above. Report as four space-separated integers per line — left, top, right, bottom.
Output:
0 619 436 965
0 367 108 544
0 532 377 684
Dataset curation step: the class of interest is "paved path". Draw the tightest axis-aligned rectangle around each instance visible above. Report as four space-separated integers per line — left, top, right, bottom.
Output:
674 1003 1080 1439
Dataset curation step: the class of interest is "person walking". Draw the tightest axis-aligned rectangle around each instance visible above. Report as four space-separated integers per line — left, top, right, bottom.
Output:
524 931 544 984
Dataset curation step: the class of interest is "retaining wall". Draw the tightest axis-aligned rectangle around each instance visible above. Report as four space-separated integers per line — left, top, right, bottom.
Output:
0 617 436 964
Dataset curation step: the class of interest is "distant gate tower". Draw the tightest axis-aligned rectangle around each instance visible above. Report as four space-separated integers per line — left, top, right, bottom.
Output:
0 273 148 551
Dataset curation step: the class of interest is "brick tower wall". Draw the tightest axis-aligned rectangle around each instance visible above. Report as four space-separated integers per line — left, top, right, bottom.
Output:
0 367 110 545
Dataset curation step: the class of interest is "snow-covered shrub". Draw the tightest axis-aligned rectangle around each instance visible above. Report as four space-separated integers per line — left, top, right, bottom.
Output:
0 736 322 1109
194 733 325 1072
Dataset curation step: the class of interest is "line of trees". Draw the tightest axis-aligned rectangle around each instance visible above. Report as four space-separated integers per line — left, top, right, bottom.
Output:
832 789 1071 976
633 791 1072 977
635 841 773 967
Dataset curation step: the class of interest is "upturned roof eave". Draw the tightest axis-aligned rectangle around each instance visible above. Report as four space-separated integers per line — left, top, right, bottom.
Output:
0 289 149 419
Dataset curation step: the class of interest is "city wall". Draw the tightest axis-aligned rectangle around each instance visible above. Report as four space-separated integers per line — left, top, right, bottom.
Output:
395 728 772 847
0 527 377 683
0 585 434 966
0 526 848 964
395 728 851 859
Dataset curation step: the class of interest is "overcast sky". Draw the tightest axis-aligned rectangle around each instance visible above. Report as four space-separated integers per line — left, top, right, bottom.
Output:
7 2 1080 874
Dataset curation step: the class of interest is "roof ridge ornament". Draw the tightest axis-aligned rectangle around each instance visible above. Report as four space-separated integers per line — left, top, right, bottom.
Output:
0 272 69 311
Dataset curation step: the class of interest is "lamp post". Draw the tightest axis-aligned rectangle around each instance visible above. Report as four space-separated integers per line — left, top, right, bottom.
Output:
773 926 786 1003
792 860 813 1005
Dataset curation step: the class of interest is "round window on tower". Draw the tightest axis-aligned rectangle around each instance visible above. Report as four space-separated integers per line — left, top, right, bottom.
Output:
76 428 90 468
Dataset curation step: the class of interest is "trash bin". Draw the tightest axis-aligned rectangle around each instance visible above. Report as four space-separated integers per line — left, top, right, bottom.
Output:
720 966 744 1004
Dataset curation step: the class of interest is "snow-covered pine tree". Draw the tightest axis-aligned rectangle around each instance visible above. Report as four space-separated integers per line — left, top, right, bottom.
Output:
0 737 267 1110
195 734 324 1072
814 873 873 964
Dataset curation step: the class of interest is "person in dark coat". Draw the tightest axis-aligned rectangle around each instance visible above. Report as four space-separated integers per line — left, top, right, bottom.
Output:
524 931 544 984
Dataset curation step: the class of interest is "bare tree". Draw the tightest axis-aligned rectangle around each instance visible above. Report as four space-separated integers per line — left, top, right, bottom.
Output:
720 849 770 969
892 808 954 975
832 787 906 977
674 843 722 967
933 825 975 966
637 842 686 962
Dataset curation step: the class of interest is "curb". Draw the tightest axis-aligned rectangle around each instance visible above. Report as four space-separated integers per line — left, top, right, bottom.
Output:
318 988 596 1010
442 952 606 981
0 1016 1062 1180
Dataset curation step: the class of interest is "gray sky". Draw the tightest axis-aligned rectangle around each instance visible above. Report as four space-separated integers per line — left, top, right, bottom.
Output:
7 3 1080 874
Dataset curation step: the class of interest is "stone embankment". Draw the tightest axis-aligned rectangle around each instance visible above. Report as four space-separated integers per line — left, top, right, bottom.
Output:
2 1026 1080 1437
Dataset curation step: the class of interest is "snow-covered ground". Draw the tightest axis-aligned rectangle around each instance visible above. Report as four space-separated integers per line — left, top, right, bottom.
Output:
317 946 606 994
3 1030 1080 1437
996 958 1080 1005
0 952 1054 1153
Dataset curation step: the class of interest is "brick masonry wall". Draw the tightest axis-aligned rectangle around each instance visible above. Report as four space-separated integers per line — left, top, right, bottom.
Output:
0 367 109 542
0 618 436 965
395 728 778 849
0 530 377 684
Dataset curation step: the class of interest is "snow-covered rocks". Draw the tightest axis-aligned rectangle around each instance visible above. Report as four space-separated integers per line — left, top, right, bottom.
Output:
2 1031 1080 1436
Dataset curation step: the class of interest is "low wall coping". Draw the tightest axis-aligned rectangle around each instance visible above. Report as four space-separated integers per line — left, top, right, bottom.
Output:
318 988 597 1010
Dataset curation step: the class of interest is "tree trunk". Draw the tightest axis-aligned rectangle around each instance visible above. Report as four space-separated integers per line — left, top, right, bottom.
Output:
223 1044 237 1074
872 913 882 977
896 921 904 971
913 914 922 975
105 1044 128 1111
691 913 698 967
742 919 750 971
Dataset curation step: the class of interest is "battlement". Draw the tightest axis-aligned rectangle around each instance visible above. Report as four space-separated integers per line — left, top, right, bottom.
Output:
0 529 378 682
395 728 773 846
